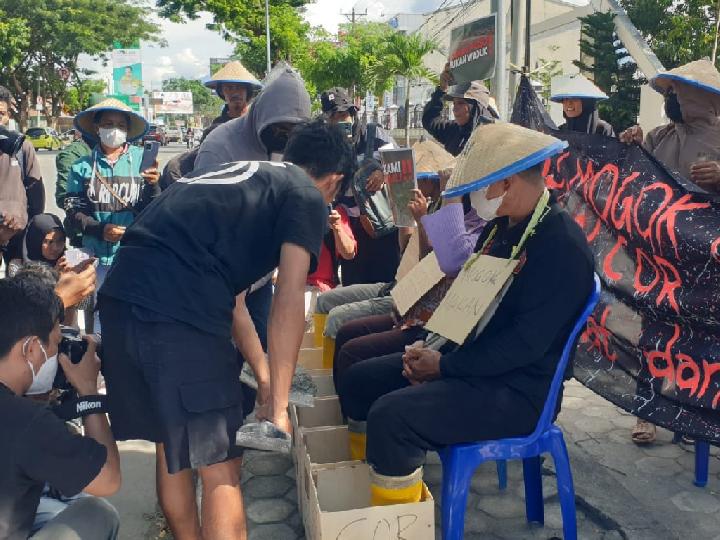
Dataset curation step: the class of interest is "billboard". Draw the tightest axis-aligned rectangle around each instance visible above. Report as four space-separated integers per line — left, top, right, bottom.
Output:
152 91 194 114
112 43 142 112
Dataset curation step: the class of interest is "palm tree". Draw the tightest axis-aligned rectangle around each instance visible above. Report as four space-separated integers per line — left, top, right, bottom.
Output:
369 32 439 147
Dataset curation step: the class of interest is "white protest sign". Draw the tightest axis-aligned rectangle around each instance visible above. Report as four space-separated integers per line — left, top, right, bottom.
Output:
425 255 518 344
391 252 445 316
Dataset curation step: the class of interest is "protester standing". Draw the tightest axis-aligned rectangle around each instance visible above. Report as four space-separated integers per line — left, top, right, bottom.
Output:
0 85 45 267
550 74 615 136
55 129 93 248
422 63 499 157
64 99 160 331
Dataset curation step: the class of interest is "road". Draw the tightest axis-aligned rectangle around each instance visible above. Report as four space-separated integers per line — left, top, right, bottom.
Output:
34 143 186 218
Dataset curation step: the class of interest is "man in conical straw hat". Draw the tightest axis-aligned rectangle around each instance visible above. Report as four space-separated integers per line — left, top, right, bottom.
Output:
338 122 595 509
621 59 720 192
551 73 615 136
204 60 262 121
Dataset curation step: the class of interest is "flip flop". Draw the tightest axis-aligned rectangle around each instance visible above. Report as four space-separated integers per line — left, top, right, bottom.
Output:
632 420 656 444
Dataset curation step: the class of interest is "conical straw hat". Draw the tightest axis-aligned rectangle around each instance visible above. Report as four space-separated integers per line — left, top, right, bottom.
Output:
205 61 262 98
413 139 456 180
550 74 608 102
443 122 567 198
651 59 720 97
74 98 148 142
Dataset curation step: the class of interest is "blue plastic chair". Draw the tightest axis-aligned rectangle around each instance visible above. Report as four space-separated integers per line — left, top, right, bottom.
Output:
438 274 601 540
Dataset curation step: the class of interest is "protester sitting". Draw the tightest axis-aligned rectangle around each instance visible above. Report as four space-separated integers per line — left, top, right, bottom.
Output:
98 120 353 540
422 63 499 157
6 213 66 277
321 87 402 287
305 203 356 323
160 60 263 188
338 122 594 503
64 98 160 332
618 59 720 444
550 74 615 136
0 275 120 540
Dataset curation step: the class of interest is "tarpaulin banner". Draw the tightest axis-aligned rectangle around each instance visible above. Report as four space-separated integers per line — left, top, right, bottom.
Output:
448 15 496 85
513 76 720 441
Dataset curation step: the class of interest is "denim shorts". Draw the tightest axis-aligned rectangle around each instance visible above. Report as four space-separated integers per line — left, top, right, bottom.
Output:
99 297 244 474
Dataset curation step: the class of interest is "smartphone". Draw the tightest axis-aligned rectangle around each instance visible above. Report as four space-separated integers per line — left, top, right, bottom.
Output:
140 141 160 172
64 247 93 268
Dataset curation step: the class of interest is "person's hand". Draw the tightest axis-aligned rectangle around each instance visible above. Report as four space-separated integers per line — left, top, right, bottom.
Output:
366 169 385 193
619 125 643 145
58 336 100 396
55 256 70 272
439 62 454 92
690 161 720 192
103 224 125 243
403 345 442 383
408 189 429 221
141 160 160 185
328 209 343 231
55 262 96 308
0 214 23 244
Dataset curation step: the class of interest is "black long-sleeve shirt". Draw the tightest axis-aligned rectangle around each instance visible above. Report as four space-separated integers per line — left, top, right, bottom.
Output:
440 199 595 413
422 88 474 157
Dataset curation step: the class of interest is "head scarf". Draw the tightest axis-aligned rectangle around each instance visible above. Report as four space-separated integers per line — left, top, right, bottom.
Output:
564 98 601 134
23 213 65 264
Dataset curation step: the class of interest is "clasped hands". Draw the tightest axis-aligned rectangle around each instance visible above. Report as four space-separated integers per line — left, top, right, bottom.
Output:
402 341 442 385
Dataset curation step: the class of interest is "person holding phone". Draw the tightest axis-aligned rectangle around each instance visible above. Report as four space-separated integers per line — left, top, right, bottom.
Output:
64 99 160 331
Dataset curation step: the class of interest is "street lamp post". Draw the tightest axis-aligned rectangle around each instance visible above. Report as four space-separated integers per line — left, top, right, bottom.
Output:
265 0 272 75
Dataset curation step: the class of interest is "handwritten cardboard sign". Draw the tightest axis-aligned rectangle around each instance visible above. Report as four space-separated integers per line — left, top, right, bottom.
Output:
395 231 420 282
391 253 445 316
448 14 497 85
381 147 417 228
425 255 517 344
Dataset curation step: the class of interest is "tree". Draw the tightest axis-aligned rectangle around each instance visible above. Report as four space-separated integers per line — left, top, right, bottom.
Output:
574 12 643 133
155 0 312 78
64 79 107 114
369 32 439 147
0 11 30 76
0 0 159 129
621 0 716 69
162 77 224 119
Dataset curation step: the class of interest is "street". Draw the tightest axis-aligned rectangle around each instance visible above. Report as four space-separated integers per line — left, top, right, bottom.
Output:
35 142 187 218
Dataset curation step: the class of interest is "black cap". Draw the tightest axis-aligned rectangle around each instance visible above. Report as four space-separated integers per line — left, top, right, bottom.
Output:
320 87 357 114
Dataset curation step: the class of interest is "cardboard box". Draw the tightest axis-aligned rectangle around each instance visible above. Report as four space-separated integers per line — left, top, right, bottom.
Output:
302 332 316 349
304 462 435 540
296 395 343 430
298 348 324 370
311 373 336 398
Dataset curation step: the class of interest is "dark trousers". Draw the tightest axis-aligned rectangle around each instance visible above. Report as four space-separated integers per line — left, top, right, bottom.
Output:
339 353 540 477
333 314 425 392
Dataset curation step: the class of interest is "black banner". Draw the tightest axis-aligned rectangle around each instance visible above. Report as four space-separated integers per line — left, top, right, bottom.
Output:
513 77 720 441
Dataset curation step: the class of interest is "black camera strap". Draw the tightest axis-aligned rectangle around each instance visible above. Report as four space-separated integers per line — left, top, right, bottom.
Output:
52 395 107 421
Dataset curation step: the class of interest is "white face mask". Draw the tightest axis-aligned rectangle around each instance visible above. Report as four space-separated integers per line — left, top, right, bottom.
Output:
24 338 56 395
469 186 505 221
98 127 127 148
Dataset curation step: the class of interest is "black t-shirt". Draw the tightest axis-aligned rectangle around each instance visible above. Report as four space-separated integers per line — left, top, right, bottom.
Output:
0 383 106 540
100 161 327 338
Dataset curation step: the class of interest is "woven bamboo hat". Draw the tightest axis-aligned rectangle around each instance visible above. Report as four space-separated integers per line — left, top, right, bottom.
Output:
413 139 456 180
74 98 148 142
443 122 567 198
650 59 720 97
205 61 262 99
550 74 608 102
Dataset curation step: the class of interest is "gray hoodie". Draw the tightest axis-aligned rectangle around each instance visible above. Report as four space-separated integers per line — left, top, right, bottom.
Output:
195 66 311 168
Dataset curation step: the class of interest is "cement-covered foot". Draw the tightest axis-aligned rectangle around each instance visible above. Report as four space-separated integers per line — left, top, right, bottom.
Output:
236 420 292 454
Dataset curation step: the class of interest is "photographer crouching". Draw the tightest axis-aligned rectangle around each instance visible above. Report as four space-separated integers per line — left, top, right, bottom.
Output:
0 274 120 540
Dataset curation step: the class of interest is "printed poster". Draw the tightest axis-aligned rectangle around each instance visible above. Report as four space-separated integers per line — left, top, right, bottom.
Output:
380 148 417 228
448 15 497 85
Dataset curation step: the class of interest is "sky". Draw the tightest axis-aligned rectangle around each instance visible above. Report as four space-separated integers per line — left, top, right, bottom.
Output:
79 0 446 92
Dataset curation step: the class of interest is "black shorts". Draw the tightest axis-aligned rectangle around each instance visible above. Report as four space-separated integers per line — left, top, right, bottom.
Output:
99 297 244 474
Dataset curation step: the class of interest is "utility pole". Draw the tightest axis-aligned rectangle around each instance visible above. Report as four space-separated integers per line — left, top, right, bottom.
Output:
265 0 271 76
340 7 368 28
492 0 509 119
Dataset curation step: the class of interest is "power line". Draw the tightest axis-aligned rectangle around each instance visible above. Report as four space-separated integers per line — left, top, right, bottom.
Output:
341 7 368 27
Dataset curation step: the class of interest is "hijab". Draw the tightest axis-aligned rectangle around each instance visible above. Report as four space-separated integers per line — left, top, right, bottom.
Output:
23 213 65 264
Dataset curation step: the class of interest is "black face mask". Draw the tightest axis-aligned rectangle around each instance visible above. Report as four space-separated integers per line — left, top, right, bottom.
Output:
260 127 289 154
665 93 683 123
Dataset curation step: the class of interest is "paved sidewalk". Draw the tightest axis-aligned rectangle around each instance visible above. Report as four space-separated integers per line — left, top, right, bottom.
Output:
126 379 720 539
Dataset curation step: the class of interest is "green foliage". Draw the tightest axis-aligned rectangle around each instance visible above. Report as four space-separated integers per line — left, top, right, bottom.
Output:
64 79 106 114
574 11 643 133
162 77 224 117
621 0 716 68
534 54 563 102
0 0 160 128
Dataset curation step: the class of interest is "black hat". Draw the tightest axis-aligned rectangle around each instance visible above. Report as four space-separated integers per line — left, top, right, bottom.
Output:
320 87 357 114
